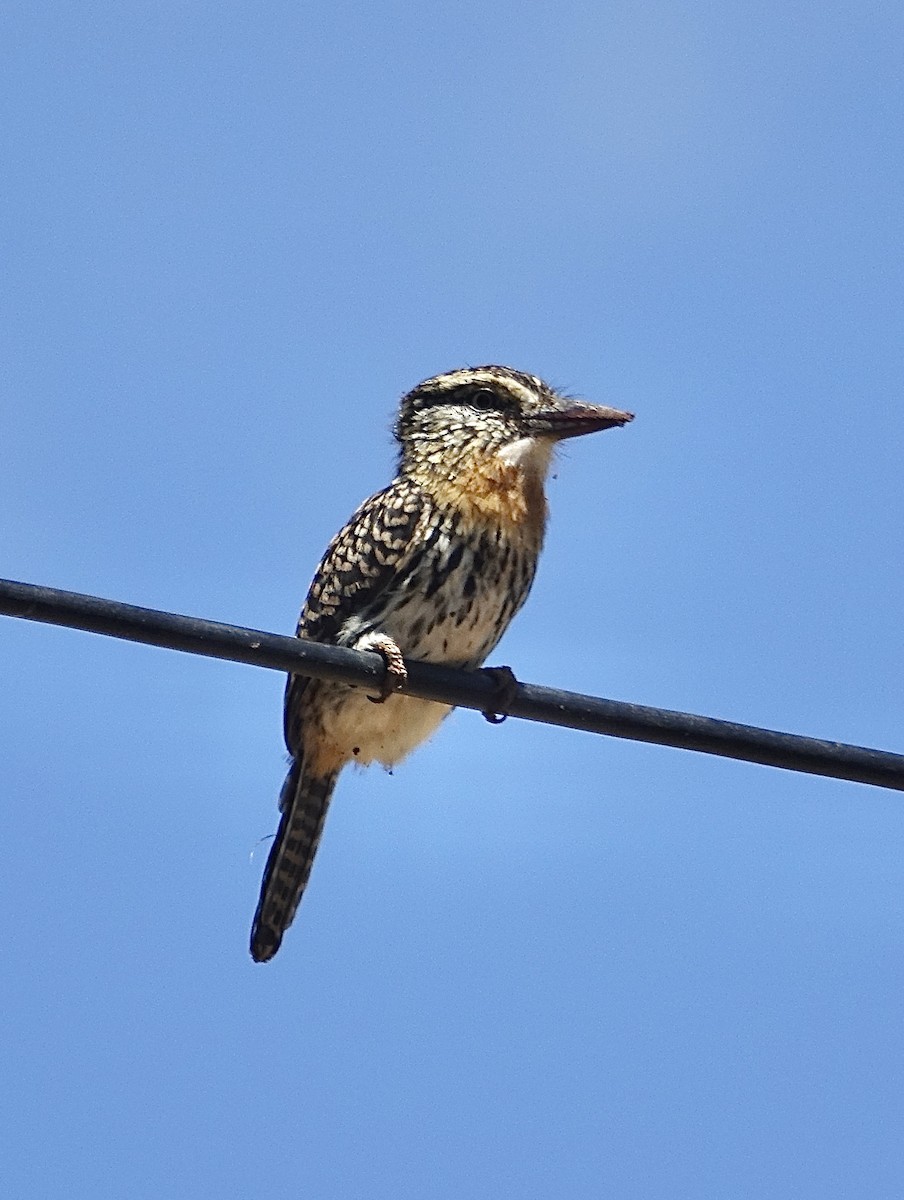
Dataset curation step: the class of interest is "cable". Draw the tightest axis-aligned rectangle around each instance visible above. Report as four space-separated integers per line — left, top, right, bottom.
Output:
1 575 902 792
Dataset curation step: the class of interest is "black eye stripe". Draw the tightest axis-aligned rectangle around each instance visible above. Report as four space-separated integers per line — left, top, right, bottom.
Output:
409 383 514 414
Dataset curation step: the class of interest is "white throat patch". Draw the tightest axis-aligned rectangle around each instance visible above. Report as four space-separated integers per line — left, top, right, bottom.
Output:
496 436 555 478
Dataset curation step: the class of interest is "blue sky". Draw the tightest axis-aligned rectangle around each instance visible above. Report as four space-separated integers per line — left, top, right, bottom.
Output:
2 2 903 1196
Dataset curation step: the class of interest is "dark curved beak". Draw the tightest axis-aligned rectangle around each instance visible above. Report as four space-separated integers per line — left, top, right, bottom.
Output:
527 402 634 440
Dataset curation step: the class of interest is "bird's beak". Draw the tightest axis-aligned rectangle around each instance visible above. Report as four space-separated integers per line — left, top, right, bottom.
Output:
527 402 634 440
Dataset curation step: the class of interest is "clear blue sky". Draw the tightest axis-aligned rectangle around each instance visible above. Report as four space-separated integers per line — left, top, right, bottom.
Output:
2 3 903 1197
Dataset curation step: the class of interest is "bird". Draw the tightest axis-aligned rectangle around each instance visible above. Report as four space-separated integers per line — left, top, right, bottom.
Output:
250 365 633 961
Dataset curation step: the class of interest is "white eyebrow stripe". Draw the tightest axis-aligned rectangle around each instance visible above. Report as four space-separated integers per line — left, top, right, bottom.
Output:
426 369 545 409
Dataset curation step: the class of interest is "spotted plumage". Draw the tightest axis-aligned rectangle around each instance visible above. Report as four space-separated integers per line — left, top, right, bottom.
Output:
250 365 633 961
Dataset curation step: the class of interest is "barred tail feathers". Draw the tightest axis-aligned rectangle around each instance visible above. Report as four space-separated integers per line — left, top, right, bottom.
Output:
250 761 338 962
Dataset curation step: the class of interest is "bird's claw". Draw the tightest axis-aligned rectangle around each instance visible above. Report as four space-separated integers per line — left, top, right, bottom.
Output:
480 665 519 724
357 633 408 703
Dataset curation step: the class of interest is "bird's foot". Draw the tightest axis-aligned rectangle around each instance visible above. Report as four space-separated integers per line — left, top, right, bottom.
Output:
480 665 519 724
357 632 408 703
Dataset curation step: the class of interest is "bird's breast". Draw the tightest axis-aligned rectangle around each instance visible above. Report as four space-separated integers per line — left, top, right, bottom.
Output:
307 516 541 771
343 517 540 669
419 450 549 546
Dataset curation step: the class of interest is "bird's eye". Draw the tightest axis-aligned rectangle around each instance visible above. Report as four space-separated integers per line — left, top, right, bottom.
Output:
470 387 499 409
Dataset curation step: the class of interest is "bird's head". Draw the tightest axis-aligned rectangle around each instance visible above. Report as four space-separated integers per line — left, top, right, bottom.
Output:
394 365 633 483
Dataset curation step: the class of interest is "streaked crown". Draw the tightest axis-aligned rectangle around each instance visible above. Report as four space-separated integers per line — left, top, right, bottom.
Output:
394 364 633 471
395 366 557 451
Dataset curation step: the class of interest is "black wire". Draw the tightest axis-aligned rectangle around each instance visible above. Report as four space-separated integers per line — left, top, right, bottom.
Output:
1 575 902 792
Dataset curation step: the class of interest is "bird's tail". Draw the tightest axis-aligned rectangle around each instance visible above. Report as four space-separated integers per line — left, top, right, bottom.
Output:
250 760 339 962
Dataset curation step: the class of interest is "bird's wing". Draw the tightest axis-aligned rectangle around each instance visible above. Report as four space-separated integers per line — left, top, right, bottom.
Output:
283 476 430 752
252 477 433 961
